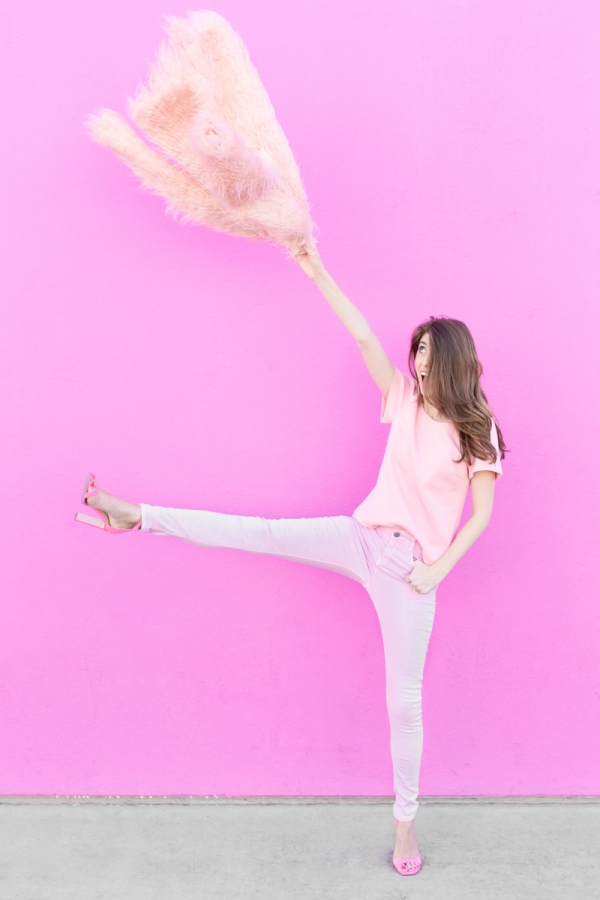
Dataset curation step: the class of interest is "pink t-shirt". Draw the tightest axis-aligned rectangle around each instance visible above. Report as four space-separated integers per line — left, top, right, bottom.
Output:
353 368 503 565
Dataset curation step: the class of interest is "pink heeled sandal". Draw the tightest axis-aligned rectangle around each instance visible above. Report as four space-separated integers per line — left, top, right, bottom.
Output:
75 472 142 534
393 857 422 876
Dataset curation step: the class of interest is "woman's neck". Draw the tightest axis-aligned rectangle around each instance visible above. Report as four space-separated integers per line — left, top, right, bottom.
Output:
422 398 451 423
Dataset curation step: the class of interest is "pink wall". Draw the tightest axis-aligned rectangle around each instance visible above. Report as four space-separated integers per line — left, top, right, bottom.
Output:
1 0 599 797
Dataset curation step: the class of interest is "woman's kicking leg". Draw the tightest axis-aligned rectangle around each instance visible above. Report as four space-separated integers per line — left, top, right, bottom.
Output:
83 480 378 582
139 504 377 584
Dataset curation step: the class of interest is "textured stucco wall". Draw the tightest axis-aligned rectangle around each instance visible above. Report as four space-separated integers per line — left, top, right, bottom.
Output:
0 0 598 795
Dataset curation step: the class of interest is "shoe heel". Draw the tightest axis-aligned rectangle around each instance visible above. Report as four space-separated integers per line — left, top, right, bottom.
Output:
75 512 105 529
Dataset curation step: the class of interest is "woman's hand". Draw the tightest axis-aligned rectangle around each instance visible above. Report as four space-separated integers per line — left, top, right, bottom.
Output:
406 560 447 595
295 245 326 282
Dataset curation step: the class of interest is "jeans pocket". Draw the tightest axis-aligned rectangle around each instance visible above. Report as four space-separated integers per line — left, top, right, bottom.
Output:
378 543 415 582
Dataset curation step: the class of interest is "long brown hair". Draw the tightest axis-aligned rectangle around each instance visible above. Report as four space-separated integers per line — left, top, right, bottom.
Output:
408 317 507 466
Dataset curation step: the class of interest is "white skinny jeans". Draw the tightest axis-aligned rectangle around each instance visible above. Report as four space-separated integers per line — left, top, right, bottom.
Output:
140 506 437 821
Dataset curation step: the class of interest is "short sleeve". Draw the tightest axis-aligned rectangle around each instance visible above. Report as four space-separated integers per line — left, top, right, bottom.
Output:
468 420 503 480
381 369 416 423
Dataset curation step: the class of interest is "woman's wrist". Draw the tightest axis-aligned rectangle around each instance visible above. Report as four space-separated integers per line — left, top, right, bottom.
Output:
430 559 451 581
312 267 330 286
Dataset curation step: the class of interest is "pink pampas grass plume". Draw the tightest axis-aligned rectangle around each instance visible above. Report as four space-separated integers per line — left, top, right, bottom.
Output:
86 11 316 255
189 111 281 208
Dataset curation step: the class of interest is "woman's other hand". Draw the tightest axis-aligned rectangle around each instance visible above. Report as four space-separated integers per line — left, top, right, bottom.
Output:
295 245 326 281
406 560 446 595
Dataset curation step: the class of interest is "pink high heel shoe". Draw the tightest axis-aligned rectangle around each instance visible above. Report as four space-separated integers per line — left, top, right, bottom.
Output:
393 857 422 876
75 473 142 534
393 819 422 876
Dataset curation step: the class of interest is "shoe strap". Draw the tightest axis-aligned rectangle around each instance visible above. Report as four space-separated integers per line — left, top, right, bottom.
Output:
83 473 99 503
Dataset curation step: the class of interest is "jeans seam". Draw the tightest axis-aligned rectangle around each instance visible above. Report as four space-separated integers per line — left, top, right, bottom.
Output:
364 540 397 592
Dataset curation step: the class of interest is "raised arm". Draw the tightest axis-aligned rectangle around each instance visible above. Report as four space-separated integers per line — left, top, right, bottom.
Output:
296 247 396 397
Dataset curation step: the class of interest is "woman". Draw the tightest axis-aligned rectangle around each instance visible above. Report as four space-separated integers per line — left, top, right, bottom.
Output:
76 246 505 876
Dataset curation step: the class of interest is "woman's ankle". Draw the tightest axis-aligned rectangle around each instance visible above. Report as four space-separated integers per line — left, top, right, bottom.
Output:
128 504 142 526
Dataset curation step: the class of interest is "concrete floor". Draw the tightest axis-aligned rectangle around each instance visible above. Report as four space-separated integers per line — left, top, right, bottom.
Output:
0 798 598 900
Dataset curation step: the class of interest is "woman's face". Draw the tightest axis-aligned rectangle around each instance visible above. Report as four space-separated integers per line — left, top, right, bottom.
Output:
415 333 431 396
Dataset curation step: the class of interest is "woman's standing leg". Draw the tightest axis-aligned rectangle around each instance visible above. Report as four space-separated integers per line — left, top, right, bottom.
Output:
364 531 436 867
372 576 436 821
